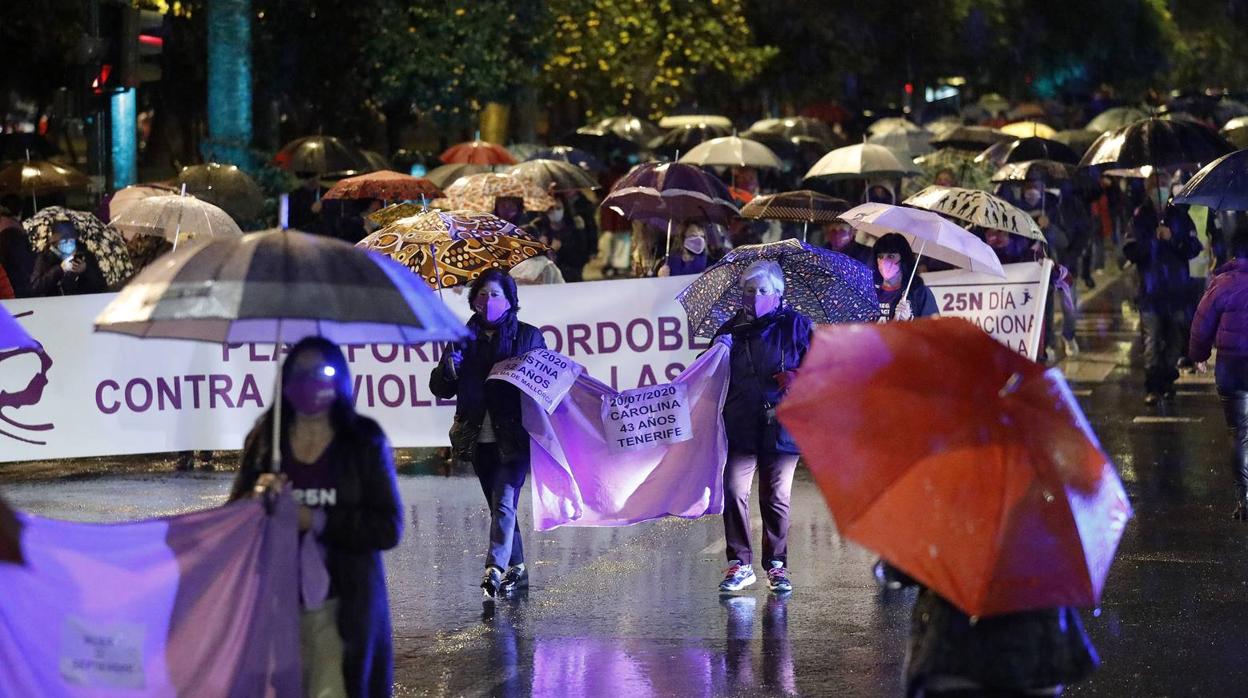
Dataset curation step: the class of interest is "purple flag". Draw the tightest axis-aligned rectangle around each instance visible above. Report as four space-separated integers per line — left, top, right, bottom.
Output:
0 495 301 696
524 344 731 530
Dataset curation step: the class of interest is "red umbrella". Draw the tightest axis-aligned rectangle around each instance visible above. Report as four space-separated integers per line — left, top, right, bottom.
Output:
439 140 515 166
778 318 1131 617
322 170 441 201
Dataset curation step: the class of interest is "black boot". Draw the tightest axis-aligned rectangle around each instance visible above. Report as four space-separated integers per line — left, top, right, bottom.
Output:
1220 393 1248 521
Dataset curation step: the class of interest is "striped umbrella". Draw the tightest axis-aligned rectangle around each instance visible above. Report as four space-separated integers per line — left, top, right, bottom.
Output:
740 190 849 241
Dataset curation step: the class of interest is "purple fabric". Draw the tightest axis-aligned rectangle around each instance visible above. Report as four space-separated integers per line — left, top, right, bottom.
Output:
1190 259 1248 361
524 344 731 531
0 305 36 350
0 494 301 697
284 451 335 610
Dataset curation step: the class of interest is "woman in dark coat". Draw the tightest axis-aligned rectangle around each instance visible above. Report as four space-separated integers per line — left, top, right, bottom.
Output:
231 337 401 698
713 260 812 594
1190 227 1248 519
429 269 546 598
29 221 108 296
872 233 939 322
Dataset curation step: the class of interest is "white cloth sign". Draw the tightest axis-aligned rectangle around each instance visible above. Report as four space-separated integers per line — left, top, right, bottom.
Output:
487 349 583 414
600 383 693 454
0 276 711 463
921 260 1052 360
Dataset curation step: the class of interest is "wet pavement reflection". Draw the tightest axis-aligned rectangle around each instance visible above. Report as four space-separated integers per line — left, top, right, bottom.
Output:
6 272 1247 695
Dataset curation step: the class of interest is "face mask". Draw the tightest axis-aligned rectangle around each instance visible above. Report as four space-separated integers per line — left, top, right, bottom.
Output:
548 207 564 223
56 239 77 259
284 374 337 415
752 293 780 318
1023 191 1041 207
684 236 706 255
878 257 901 280
475 295 510 324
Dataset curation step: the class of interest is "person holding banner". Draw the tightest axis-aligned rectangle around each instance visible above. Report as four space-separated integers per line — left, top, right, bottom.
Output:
714 260 812 594
872 233 939 323
231 337 403 698
429 269 547 598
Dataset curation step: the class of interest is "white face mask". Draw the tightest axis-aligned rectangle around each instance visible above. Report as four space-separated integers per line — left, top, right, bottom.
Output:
548 207 564 223
684 235 706 255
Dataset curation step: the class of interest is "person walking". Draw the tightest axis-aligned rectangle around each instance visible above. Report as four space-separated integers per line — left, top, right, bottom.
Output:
429 269 546 598
1189 226 1248 519
231 337 402 698
1124 173 1203 405
872 233 939 322
714 260 812 594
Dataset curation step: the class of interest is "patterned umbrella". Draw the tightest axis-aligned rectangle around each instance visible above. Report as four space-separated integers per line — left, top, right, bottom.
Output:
358 209 546 289
677 238 878 338
425 163 493 190
439 139 515 165
903 185 1044 241
441 172 556 213
275 136 368 175
1079 118 1234 171
991 160 1073 184
600 161 739 225
507 159 599 192
740 190 849 223
23 207 134 287
176 163 266 224
0 160 88 197
322 170 441 201
678 136 784 169
367 202 428 227
908 148 995 195
528 146 604 173
110 194 243 245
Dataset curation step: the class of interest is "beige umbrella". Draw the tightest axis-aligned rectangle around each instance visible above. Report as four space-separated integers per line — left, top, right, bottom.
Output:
439 172 556 214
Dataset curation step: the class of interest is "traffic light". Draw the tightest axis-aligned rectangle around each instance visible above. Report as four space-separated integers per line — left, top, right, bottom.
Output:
92 2 164 94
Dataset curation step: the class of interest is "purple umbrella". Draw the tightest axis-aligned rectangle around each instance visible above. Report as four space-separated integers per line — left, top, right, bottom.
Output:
0 306 35 351
601 161 739 258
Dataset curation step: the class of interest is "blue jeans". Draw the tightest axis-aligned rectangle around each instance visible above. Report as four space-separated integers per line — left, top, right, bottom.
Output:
472 442 527 570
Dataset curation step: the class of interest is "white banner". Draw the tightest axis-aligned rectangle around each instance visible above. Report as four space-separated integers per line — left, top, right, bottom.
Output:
599 382 693 455
487 349 583 414
0 276 711 463
921 260 1053 360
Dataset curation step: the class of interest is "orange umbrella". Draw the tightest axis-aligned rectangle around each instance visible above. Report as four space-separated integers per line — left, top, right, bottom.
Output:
439 139 516 165
778 318 1131 617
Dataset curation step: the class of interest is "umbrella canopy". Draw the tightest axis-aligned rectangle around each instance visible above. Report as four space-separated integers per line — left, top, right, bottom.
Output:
912 148 995 193
108 183 180 226
903 185 1044 241
930 126 1014 152
778 318 1132 617
868 129 933 158
1086 106 1149 133
567 127 642 155
441 172 556 213
359 149 392 171
1052 129 1102 158
322 170 441 201
1221 118 1248 149
95 229 468 345
1007 102 1048 121
425 163 492 190
676 238 877 337
746 117 838 145
176 163 266 224
506 159 599 192
678 136 783 169
582 116 663 145
1172 149 1248 211
1078 118 1235 171
989 137 1080 165
648 123 733 158
977 93 1010 114
740 190 849 223
358 209 546 290
1001 121 1058 140
1 305 36 351
803 144 920 182
439 140 515 166
23 207 134 287
367 202 427 227
0 160 88 197
867 117 924 136
528 146 604 173
991 160 1073 184
658 115 733 129
110 194 243 246
841 202 1005 277
600 161 739 225
505 143 544 161
275 136 368 175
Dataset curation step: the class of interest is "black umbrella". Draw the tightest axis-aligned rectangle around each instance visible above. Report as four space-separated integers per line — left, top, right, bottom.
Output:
506 159 599 192
566 128 641 155
996 137 1079 165
177 162 266 224
580 115 663 145
275 135 369 176
425 163 492 190
1172 149 1248 211
991 160 1073 183
1078 118 1234 171
648 123 732 159
744 117 841 147
929 126 1014 152
528 146 605 173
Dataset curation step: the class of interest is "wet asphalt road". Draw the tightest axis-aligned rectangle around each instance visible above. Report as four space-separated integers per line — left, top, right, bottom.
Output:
5 269 1246 697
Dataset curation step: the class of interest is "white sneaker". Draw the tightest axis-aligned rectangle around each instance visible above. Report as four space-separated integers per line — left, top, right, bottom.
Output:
718 561 756 592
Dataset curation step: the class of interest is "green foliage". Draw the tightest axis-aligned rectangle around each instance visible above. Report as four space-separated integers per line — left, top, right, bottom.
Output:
542 0 777 119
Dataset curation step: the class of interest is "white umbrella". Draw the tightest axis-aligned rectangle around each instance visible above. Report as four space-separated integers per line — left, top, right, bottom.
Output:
840 202 1006 299
110 193 242 249
678 135 783 169
658 114 733 129
867 129 933 159
903 185 1044 241
867 117 924 135
804 143 920 182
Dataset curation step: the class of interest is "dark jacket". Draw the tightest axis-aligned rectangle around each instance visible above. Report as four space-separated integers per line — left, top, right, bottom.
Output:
1190 259 1248 362
0 224 36 298
526 215 591 270
429 313 547 461
30 249 108 296
715 307 812 455
230 414 402 698
1123 203 1202 312
906 588 1098 696
875 276 939 322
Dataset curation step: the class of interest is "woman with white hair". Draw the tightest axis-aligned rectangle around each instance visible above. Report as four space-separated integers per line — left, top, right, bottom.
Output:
712 259 812 594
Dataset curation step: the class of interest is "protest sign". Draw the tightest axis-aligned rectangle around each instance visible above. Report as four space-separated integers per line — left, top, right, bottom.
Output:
921 260 1052 360
487 349 583 413
600 383 692 454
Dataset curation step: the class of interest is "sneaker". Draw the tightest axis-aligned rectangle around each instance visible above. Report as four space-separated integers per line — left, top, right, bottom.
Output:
481 566 502 598
1063 336 1080 358
718 561 756 592
765 561 792 593
500 564 529 594
872 559 904 590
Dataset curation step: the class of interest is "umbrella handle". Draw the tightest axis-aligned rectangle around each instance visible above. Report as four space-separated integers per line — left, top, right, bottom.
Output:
802 221 808 244
428 242 445 299
664 219 674 264
901 238 927 303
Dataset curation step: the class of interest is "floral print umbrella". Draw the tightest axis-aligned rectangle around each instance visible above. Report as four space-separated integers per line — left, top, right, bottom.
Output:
439 172 556 213
23 206 134 288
